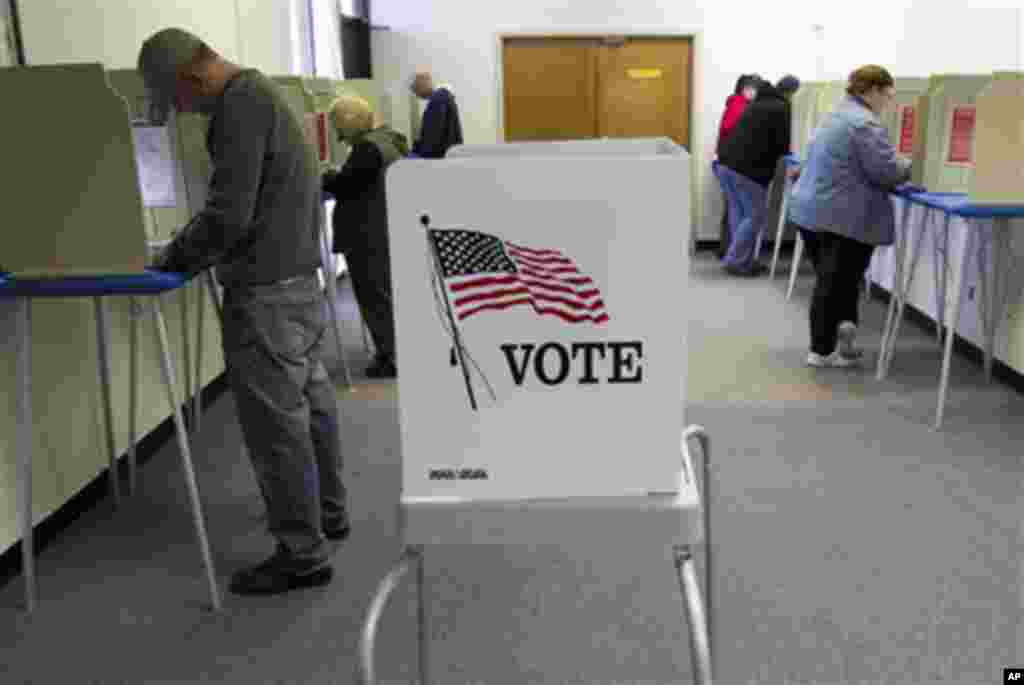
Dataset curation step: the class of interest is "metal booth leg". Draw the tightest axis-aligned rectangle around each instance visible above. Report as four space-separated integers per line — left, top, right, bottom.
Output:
359 545 428 685
880 205 930 380
682 425 714 673
15 297 37 612
934 226 973 431
180 283 193 433
933 214 951 347
877 198 913 377
786 232 804 301
319 203 354 389
673 544 713 685
193 277 207 433
129 297 141 494
150 295 222 611
769 177 790 279
93 297 121 506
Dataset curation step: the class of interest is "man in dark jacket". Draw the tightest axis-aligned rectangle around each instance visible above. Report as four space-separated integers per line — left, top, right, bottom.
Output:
323 95 409 378
409 69 463 158
714 73 761 258
717 75 800 276
138 28 348 596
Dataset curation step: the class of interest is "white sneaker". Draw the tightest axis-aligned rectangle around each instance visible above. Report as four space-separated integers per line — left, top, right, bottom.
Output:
806 350 860 368
836 321 863 359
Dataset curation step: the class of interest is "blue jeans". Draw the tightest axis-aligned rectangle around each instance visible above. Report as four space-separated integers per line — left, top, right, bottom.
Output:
718 166 768 272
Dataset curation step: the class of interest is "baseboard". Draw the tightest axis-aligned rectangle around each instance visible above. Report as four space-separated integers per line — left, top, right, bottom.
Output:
0 373 231 592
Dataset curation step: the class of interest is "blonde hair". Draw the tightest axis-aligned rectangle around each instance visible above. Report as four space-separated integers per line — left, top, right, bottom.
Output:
331 95 374 135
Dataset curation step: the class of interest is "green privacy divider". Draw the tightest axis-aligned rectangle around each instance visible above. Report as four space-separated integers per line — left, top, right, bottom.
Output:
911 73 993 192
880 77 930 155
790 80 822 159
106 69 194 243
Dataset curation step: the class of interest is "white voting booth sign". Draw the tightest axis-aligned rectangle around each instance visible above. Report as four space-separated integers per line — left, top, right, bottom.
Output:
358 151 713 685
447 137 684 158
391 156 687 502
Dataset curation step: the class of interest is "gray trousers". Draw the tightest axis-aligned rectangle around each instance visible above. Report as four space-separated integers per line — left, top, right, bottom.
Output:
221 275 347 562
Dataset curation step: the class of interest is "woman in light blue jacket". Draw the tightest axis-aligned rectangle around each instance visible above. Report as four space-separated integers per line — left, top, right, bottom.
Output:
788 65 911 368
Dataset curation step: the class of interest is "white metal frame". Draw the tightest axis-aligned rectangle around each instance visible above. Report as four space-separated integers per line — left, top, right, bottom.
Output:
358 425 715 685
14 290 222 613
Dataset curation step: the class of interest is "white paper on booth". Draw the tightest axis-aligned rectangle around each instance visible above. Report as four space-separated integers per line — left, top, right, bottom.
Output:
131 125 178 208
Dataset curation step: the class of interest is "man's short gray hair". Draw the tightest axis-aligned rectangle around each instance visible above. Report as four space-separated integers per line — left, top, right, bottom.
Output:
137 28 206 102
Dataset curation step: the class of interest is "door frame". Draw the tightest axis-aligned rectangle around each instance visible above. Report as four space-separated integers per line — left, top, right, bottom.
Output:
495 28 704 232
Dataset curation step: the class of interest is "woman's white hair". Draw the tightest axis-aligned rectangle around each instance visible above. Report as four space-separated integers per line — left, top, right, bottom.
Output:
331 94 374 135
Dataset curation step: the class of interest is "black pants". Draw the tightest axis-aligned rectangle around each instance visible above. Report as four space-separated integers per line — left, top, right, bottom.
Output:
809 230 874 356
345 249 396 365
796 224 820 272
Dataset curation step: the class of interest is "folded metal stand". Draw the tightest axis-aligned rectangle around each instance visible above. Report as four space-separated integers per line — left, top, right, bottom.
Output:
358 426 715 685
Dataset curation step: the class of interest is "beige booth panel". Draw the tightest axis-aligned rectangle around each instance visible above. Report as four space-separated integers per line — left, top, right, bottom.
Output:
969 73 1024 205
0 282 226 555
880 77 929 155
791 81 845 158
106 69 195 243
812 81 847 128
790 80 822 159
0 64 148 276
911 73 992 192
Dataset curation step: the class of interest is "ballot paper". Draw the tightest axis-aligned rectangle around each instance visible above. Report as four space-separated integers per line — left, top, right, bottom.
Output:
131 125 179 208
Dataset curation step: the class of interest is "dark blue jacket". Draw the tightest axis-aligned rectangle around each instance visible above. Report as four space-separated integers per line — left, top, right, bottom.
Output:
413 88 463 158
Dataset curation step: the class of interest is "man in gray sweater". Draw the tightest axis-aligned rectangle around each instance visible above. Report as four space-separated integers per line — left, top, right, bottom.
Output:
138 28 348 596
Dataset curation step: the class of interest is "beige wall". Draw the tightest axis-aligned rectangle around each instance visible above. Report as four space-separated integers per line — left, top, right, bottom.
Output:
369 0 1022 241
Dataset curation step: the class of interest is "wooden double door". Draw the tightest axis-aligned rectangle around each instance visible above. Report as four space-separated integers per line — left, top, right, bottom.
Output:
502 36 692 149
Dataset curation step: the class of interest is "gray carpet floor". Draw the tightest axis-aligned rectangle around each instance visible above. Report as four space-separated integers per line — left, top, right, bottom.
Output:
0 252 1020 684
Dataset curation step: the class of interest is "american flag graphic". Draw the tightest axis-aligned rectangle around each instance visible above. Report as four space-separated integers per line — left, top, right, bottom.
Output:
429 229 609 325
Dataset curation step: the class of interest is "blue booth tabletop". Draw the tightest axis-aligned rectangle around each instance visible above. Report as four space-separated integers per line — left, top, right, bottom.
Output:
0 269 189 298
893 190 1024 219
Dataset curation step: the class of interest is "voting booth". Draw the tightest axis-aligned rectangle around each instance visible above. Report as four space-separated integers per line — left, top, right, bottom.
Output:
105 70 194 244
448 137 684 158
910 73 992 193
358 143 713 684
969 73 1024 205
446 138 696 252
880 77 930 157
2 65 150 276
0 63 221 612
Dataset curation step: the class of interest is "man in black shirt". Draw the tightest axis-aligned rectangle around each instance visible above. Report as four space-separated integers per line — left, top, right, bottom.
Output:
138 28 348 596
409 69 463 158
717 75 800 276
